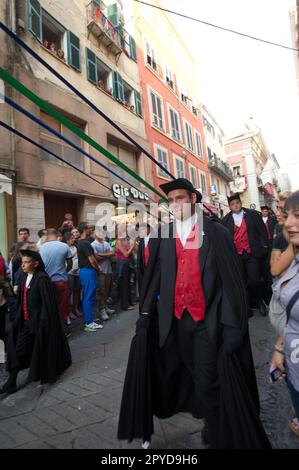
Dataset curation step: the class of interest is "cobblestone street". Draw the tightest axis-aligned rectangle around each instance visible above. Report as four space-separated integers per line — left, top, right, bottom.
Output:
0 308 298 450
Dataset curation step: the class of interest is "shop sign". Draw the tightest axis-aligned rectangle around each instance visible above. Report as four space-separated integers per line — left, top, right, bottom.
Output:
112 184 149 201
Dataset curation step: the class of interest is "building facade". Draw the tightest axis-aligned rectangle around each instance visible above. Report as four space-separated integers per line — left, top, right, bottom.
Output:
224 119 271 211
290 2 299 95
201 105 232 217
0 0 153 250
131 0 210 205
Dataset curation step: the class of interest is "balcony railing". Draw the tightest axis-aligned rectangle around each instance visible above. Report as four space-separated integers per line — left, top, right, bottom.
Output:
86 1 122 56
208 155 233 181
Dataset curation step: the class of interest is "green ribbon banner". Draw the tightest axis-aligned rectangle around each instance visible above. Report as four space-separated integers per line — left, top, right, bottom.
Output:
0 67 166 201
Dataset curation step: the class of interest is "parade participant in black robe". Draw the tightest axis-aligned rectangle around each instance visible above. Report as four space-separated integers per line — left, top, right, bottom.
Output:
118 178 271 449
136 223 160 307
0 249 72 394
222 194 269 316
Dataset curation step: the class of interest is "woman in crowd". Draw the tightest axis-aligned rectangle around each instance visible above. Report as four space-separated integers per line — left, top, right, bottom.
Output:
115 225 137 311
269 190 299 437
63 232 81 320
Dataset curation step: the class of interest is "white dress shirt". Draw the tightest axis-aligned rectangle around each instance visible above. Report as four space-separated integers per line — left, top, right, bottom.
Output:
262 216 268 224
232 210 244 228
144 235 150 248
175 213 198 247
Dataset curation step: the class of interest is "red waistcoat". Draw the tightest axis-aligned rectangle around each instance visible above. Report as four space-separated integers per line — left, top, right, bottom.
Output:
264 220 271 240
144 243 149 267
174 225 206 322
234 217 251 255
23 283 29 321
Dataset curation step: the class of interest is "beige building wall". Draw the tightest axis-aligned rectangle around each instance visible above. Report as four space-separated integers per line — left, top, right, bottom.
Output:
290 4 299 94
2 0 153 237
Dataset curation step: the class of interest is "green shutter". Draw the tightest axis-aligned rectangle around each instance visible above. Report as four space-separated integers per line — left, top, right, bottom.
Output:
112 71 124 103
67 31 81 71
86 48 97 84
28 0 42 42
134 90 143 117
129 36 137 61
107 3 120 26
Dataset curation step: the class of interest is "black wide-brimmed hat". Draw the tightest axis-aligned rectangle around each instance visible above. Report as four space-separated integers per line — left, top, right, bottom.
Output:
160 178 202 203
20 249 45 271
227 193 241 204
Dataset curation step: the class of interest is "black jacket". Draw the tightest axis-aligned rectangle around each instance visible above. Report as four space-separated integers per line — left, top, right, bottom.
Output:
141 217 249 348
137 237 160 312
6 270 72 383
222 208 269 258
118 216 271 448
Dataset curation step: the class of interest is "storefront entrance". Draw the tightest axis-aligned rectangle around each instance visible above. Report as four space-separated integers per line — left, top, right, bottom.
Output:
44 193 79 230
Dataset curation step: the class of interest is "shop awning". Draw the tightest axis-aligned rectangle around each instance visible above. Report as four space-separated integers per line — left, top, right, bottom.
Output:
0 174 12 195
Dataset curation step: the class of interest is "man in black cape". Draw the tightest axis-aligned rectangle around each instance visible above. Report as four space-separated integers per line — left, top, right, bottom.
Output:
0 249 72 394
118 179 271 449
222 194 269 316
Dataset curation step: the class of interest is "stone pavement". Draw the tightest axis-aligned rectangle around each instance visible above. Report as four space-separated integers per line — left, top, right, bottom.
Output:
0 308 298 449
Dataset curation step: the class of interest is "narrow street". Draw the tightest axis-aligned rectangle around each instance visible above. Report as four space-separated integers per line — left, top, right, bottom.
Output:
0 308 298 449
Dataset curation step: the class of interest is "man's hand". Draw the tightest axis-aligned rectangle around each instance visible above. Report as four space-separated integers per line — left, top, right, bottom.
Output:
223 325 243 354
135 313 150 333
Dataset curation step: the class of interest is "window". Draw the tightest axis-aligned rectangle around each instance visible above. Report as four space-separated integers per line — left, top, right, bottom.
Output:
67 32 81 71
184 121 194 152
123 81 135 108
203 116 215 137
174 156 185 178
129 36 137 61
150 91 164 130
169 107 180 141
155 146 170 178
189 165 198 188
134 91 143 117
165 65 174 89
86 48 112 93
207 146 213 162
108 141 139 187
112 71 125 103
233 166 241 178
146 42 157 70
28 0 81 71
200 172 207 194
194 131 203 159
40 111 84 171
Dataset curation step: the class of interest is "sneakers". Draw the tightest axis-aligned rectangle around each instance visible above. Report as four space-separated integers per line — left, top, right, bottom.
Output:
84 322 104 331
105 307 115 315
99 309 109 321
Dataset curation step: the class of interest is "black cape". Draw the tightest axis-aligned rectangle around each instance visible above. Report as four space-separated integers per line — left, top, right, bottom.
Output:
118 217 271 448
6 270 72 384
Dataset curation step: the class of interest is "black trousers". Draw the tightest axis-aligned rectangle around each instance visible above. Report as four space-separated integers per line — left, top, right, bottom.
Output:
14 321 35 371
239 252 263 308
174 310 220 448
0 303 7 342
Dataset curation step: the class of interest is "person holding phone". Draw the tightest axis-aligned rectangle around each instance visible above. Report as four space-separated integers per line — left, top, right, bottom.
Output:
269 190 299 437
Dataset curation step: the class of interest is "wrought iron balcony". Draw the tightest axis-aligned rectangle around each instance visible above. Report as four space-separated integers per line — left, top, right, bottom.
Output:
86 1 122 56
208 155 233 181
